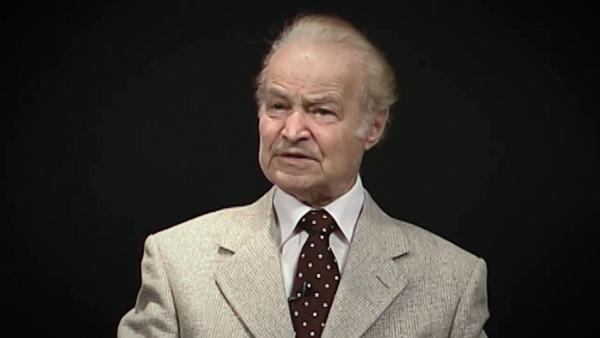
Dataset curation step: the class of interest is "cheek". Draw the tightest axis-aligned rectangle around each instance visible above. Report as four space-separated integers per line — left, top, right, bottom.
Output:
258 118 279 150
317 132 361 166
315 134 344 162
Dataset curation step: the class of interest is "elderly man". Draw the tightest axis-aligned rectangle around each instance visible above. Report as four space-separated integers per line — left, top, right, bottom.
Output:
118 14 489 338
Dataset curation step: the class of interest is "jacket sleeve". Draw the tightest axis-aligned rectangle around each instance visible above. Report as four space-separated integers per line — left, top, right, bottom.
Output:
449 257 490 338
118 235 179 338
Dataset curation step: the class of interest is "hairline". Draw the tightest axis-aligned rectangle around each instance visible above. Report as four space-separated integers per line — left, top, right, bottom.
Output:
257 40 371 112
255 14 397 141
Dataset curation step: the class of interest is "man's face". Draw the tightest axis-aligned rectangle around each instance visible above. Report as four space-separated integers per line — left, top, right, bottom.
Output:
258 41 379 205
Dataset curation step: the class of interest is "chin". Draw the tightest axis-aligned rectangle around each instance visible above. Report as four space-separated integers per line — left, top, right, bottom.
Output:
271 170 317 193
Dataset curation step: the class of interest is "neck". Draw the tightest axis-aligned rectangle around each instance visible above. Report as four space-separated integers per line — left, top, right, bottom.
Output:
290 176 358 208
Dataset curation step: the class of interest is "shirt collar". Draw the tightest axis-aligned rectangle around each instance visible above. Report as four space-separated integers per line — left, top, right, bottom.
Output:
274 175 365 246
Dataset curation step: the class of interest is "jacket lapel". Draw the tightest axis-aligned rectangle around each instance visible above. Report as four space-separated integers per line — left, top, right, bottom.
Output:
322 191 410 338
214 188 296 338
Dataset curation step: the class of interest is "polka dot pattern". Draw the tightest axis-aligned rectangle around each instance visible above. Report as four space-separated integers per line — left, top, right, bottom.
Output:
289 209 341 338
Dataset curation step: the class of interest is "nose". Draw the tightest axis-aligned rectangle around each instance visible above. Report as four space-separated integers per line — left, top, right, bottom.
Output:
281 110 310 143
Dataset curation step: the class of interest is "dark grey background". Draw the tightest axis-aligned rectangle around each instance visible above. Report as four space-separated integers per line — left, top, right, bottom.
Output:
5 1 599 337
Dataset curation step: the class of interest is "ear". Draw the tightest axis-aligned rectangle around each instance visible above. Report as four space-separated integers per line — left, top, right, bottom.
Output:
364 109 389 150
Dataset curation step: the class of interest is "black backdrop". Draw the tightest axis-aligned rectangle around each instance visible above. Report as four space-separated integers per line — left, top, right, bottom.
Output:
5 1 599 337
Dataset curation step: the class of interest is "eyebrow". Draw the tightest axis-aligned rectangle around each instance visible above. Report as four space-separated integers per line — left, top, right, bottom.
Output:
264 87 289 99
304 95 341 105
264 87 341 105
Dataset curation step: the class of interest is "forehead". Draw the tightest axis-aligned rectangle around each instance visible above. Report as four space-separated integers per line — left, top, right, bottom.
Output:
265 42 363 97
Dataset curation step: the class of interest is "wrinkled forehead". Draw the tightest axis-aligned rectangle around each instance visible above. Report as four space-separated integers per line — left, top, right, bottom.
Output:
264 42 364 98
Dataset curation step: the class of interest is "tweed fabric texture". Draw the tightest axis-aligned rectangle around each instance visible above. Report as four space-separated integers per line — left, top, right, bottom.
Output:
118 187 489 338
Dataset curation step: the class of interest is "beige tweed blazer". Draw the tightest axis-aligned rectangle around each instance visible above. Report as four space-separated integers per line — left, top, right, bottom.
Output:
118 187 489 337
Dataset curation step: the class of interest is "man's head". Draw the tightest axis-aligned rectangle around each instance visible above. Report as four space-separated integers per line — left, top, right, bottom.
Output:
256 14 397 207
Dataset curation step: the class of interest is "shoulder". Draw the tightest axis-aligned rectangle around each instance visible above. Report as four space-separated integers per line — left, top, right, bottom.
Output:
400 219 480 262
153 205 250 240
151 205 253 252
365 191 482 269
140 203 261 270
396 217 485 283
147 187 275 253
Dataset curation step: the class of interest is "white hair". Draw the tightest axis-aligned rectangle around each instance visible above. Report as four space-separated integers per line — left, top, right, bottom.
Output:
255 14 398 139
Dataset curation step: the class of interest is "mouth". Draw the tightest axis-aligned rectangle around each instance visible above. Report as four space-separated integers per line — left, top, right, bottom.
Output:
280 152 312 160
276 152 315 166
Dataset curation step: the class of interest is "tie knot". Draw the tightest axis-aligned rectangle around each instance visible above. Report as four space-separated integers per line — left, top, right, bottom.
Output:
299 209 336 235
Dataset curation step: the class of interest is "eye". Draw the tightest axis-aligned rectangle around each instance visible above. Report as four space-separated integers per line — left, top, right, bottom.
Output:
269 102 288 111
314 108 335 116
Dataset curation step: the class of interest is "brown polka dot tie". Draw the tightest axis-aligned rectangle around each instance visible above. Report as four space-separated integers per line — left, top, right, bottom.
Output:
289 209 341 338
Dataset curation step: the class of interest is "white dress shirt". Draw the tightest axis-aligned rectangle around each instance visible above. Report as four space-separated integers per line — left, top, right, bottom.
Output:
273 175 365 297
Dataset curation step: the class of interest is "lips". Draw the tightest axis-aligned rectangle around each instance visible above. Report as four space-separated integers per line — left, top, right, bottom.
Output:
276 152 315 166
277 150 314 159
281 152 311 159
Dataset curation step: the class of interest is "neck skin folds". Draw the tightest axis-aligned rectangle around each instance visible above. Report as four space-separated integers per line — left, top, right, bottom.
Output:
284 175 357 208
